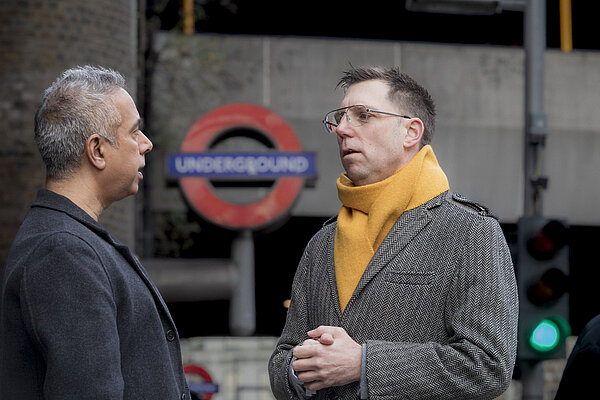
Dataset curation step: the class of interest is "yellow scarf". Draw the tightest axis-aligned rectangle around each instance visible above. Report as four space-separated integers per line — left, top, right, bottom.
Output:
334 145 449 311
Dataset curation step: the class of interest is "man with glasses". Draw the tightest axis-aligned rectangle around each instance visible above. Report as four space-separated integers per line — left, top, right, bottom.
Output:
269 66 518 399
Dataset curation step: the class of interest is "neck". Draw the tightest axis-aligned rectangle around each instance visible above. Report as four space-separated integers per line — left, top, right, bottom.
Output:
46 176 106 221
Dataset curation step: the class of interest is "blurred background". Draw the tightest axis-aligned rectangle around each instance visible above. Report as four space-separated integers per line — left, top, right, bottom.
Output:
1 1 599 399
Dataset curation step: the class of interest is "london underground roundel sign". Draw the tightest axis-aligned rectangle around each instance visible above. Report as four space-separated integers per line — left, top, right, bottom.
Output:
183 364 218 400
173 103 315 230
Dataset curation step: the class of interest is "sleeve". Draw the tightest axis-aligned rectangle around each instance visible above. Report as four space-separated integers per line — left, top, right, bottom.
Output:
268 244 314 399
21 232 124 399
364 217 519 400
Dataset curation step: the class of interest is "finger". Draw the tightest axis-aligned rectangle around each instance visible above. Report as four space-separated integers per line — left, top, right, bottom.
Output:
293 343 321 359
317 333 334 345
310 325 347 338
301 338 320 346
297 369 329 392
293 355 323 375
304 380 327 391
307 326 322 338
292 358 310 373
296 369 320 383
307 325 334 338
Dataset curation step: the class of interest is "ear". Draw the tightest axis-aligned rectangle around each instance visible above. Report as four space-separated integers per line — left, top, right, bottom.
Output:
85 134 107 171
403 118 424 149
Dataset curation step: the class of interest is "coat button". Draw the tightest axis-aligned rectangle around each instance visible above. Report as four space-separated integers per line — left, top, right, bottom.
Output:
166 329 176 341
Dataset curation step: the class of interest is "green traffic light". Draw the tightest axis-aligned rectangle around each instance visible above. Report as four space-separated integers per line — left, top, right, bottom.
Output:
530 319 560 352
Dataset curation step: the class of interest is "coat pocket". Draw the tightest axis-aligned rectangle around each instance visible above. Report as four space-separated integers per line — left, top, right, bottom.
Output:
385 271 433 285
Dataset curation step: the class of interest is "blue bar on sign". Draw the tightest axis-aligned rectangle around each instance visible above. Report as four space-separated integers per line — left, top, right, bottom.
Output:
188 382 219 394
167 152 317 178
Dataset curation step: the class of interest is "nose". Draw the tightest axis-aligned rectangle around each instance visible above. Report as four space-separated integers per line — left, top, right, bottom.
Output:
140 132 153 154
335 114 354 138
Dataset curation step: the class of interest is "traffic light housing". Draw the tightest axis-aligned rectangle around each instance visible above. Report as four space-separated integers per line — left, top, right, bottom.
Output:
516 216 571 360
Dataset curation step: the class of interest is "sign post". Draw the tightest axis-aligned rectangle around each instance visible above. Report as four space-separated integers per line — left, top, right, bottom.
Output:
168 103 316 335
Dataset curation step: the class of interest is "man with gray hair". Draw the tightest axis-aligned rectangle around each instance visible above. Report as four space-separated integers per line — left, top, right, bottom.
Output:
0 66 191 399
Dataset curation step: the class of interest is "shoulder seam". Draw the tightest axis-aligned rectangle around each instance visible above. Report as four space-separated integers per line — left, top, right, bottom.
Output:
451 192 498 220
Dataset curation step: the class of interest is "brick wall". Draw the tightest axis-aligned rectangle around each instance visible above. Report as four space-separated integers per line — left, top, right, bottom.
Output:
0 0 140 278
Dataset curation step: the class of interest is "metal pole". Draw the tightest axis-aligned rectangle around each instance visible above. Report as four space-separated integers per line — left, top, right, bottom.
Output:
182 0 194 35
523 3 546 397
559 0 573 53
230 229 256 336
143 258 236 302
522 361 544 400
524 0 547 217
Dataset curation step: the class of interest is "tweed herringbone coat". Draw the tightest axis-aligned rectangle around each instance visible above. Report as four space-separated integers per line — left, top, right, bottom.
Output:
269 192 519 400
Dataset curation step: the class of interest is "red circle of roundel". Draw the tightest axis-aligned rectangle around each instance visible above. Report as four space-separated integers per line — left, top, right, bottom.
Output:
183 364 214 400
180 103 304 229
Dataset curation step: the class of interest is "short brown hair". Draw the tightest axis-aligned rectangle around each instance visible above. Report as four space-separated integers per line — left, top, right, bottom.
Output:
337 66 436 146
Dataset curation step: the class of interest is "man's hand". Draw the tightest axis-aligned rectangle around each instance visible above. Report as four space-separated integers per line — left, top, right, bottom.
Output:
292 326 362 391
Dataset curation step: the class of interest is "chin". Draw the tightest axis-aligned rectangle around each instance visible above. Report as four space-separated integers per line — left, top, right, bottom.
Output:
348 174 374 187
344 169 365 185
121 184 139 199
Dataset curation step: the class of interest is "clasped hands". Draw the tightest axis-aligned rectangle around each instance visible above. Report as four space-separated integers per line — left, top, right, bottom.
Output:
292 325 362 391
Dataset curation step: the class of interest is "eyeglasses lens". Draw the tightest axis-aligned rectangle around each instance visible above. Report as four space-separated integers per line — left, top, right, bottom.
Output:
348 106 370 126
333 110 345 125
323 105 369 133
324 112 338 133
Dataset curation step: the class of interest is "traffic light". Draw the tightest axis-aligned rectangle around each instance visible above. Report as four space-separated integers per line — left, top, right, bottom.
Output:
516 216 571 360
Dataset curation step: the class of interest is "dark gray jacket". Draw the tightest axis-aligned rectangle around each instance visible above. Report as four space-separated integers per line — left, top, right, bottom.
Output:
269 192 519 400
0 189 190 399
554 313 600 399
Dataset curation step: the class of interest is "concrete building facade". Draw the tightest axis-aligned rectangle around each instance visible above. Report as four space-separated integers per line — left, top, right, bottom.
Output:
148 32 600 227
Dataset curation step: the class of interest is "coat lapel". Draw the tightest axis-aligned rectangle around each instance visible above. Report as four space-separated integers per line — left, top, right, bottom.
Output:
363 207 430 281
36 190 178 330
340 194 445 314
110 238 178 329
324 226 344 320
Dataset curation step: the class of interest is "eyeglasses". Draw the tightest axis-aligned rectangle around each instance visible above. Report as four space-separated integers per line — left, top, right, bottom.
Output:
322 104 412 133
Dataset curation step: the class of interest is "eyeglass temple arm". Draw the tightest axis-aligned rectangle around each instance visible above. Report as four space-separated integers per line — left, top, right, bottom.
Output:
367 108 411 119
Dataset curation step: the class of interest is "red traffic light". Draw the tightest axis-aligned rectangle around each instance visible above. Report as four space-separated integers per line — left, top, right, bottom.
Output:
528 267 569 306
527 220 568 260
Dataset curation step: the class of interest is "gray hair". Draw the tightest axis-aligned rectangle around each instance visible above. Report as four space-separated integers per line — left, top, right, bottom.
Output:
34 65 127 180
337 66 436 147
